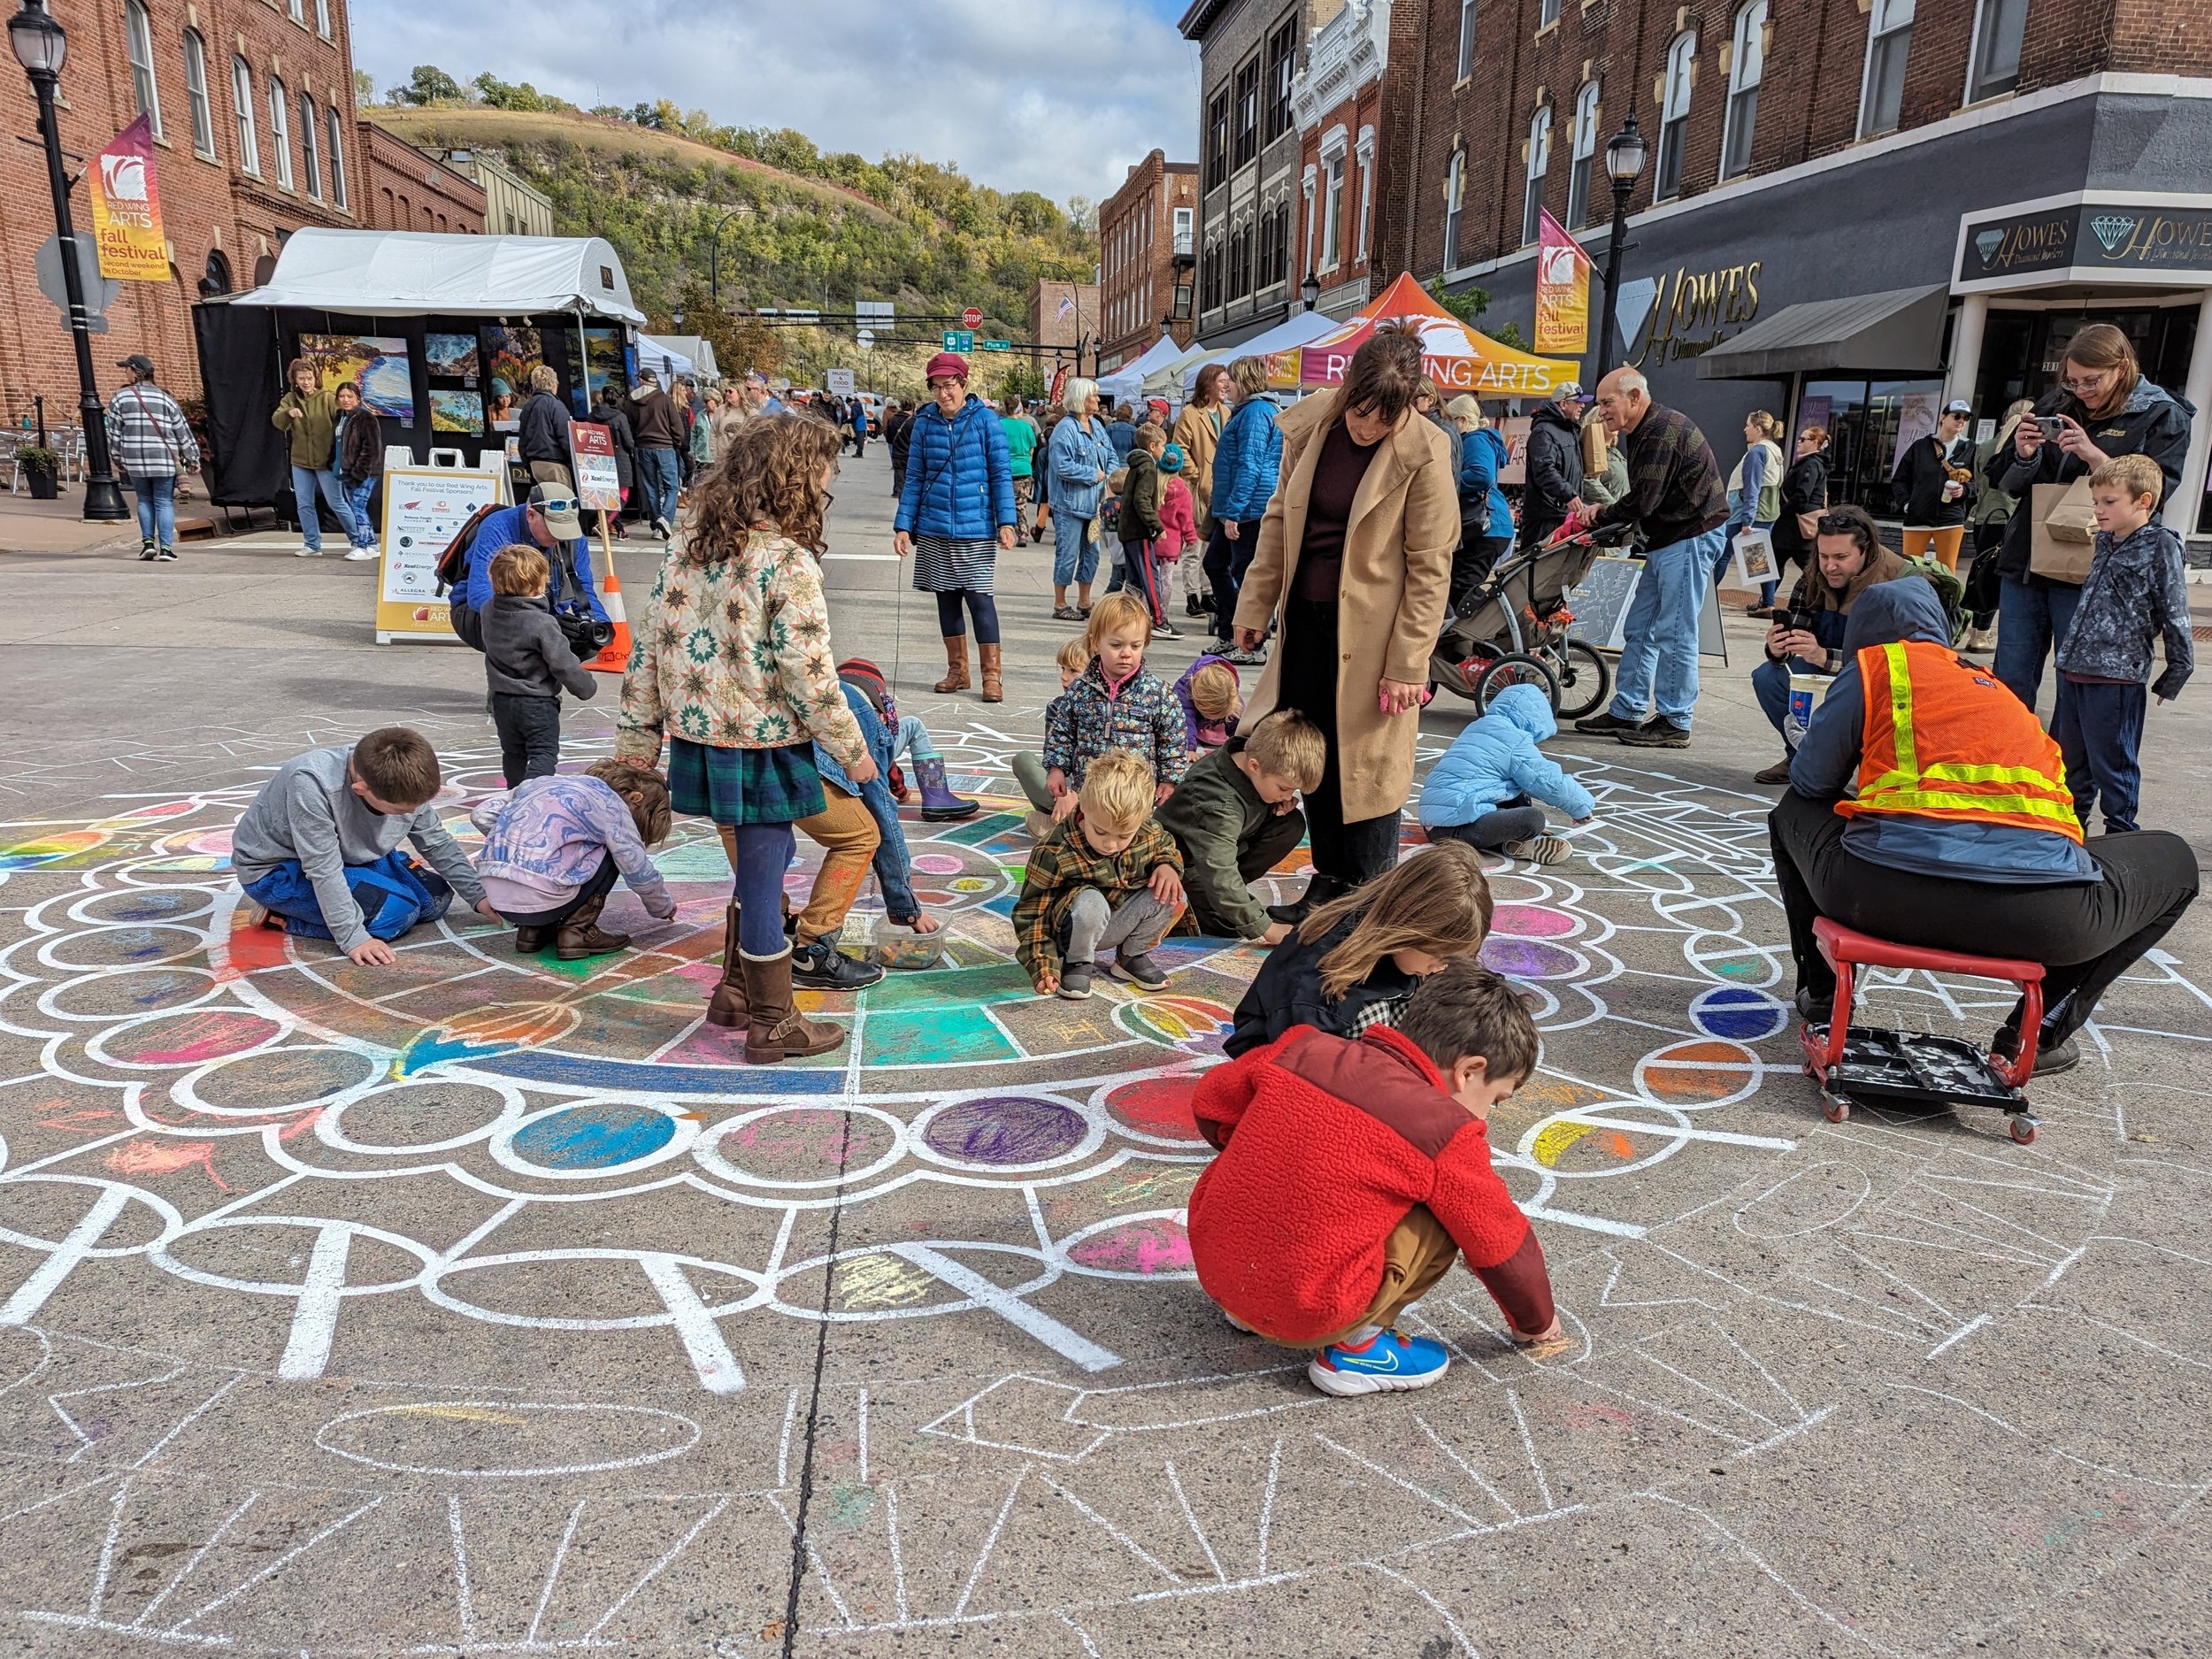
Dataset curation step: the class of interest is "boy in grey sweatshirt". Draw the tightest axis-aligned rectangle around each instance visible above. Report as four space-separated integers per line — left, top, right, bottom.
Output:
482 543 599 787
231 726 495 967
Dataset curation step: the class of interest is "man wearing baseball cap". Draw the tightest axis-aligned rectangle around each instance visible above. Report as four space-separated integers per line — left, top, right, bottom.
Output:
1892 397 1976 571
106 353 199 563
445 482 603 649
1519 380 1590 550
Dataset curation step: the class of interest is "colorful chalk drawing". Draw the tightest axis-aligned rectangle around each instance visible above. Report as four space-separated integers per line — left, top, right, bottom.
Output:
4 726 2210 1653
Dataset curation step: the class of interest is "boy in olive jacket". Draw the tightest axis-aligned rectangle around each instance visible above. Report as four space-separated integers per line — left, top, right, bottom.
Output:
1157 710 1325 944
1117 424 1172 628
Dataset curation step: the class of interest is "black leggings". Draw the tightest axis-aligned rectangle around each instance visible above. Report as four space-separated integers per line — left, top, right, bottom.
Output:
1203 519 1262 641
1449 527 1512 618
502 851 619 929
1279 593 1402 887
1768 789 2199 1041
934 588 1001 645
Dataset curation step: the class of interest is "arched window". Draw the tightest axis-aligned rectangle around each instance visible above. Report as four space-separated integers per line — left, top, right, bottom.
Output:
124 1 162 137
326 107 348 209
1522 105 1552 245
1859 0 1914 135
198 248 233 296
1567 81 1601 228
181 29 214 158
268 76 294 190
299 94 320 199
230 57 259 176
1655 30 1697 201
1722 1 1767 178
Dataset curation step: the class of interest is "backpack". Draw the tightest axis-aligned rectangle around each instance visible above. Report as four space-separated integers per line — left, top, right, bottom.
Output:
433 503 503 598
837 657 904 798
1901 554 1969 645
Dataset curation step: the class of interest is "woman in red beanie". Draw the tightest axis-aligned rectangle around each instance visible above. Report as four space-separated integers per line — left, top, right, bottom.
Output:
892 353 1018 702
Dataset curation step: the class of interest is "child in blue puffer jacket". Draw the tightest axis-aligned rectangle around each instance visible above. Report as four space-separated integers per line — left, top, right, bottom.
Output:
1417 683 1596 865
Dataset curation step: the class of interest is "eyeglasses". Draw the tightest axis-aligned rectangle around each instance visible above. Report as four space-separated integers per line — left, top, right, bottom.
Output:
2060 372 2115 394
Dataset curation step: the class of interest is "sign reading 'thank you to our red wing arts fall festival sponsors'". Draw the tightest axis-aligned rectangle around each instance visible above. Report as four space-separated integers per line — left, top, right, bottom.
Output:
374 467 506 644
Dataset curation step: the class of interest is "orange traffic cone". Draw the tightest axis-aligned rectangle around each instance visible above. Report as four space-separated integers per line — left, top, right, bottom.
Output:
588 552 632 673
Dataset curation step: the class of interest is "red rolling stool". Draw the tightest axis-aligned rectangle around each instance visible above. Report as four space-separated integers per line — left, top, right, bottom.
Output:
1800 916 2047 1144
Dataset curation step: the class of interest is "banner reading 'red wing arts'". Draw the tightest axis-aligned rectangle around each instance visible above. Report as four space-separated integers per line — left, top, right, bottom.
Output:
1534 210 1591 355
90 114 168 280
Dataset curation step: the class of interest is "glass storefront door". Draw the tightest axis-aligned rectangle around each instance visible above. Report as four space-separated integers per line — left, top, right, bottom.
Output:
1800 378 1947 511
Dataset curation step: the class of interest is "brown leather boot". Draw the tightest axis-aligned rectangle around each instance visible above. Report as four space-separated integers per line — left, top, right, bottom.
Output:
741 949 846 1063
979 641 1003 703
555 892 631 960
515 925 554 953
933 634 971 693
703 900 747 1028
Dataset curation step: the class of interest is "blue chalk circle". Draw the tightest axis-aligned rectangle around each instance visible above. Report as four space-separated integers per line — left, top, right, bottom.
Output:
1690 986 1787 1041
511 1104 677 1170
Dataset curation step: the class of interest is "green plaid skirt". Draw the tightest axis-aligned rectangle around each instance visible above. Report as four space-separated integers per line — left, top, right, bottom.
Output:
667 738 825 826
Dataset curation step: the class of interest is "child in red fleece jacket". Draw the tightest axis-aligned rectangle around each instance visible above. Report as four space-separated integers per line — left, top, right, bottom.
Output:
1188 959 1563 1396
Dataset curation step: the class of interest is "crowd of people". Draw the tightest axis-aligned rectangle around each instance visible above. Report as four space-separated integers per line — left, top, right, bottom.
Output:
221 317 2202 1404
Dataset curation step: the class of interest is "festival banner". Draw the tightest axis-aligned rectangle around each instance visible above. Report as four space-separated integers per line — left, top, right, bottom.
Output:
569 422 623 513
89 115 167 280
1534 210 1590 355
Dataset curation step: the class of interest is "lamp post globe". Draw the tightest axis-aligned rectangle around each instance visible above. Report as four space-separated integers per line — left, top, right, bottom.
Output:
13 0 127 521
1594 111 1647 386
1301 270 1321 311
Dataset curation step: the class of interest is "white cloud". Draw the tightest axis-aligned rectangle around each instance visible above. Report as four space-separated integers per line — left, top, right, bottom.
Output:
351 0 1202 204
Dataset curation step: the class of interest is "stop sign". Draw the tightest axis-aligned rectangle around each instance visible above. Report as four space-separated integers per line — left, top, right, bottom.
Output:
962 306 983 329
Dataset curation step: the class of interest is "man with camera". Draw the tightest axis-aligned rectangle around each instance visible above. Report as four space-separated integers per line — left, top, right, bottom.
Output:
447 484 611 658
1749 504 1905 785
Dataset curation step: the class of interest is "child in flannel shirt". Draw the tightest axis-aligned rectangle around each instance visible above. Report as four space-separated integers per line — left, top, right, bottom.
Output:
1012 750 1185 1000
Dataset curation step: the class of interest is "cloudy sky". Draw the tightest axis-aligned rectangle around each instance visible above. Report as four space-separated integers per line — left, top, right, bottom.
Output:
351 0 1202 206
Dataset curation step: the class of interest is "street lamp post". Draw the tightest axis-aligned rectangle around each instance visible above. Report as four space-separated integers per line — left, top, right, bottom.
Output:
1594 111 1647 383
11 0 127 521
704 206 745 308
1301 270 1321 312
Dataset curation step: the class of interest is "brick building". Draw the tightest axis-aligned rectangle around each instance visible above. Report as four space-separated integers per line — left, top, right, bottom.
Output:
1378 0 2212 531
359 125 485 234
1291 0 1388 321
0 0 365 417
1096 150 1198 374
1029 277 1101 385
1182 0 1311 349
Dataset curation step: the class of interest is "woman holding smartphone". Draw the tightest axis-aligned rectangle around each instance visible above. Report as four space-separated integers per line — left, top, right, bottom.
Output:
1984 324 2192 710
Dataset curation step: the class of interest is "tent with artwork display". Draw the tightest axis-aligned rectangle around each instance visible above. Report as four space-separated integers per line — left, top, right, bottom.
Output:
1097 334 1188 405
1295 273 1579 397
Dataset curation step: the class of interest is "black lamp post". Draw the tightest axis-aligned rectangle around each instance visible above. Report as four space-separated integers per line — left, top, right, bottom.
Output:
704 205 745 308
1301 270 1321 312
11 0 127 521
1594 112 1647 383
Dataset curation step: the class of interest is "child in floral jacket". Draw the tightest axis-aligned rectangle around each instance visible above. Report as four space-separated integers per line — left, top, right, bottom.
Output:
1040 591 1188 824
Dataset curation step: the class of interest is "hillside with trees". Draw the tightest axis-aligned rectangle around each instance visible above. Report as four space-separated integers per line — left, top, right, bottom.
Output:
365 68 1096 393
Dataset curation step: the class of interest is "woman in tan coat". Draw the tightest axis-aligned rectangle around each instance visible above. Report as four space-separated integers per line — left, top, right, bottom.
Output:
1171 362 1232 617
1233 332 1459 914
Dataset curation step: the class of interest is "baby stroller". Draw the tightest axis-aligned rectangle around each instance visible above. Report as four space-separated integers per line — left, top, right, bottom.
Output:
1429 520 1634 718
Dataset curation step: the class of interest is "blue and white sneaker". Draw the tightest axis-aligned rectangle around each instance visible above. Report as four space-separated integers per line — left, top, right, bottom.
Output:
1307 1328 1450 1396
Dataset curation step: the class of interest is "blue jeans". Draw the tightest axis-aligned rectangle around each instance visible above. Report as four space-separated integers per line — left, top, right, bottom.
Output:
1751 656 1792 741
1052 506 1100 588
130 473 176 549
1609 526 1721 728
2053 675 2147 834
637 446 681 526
240 849 453 943
290 465 357 552
1993 576 2083 713
343 479 378 549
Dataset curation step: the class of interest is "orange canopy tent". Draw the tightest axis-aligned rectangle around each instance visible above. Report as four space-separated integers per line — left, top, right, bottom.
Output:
1295 273 1580 397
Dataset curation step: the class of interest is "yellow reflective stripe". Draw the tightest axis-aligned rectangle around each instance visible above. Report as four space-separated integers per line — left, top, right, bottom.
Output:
1864 763 2071 795
1882 642 1918 779
1857 787 2083 824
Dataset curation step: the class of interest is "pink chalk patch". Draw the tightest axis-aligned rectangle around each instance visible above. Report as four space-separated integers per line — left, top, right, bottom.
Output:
911 853 964 875
1491 903 1578 939
115 1010 281 1065
1068 1217 1194 1275
186 830 234 855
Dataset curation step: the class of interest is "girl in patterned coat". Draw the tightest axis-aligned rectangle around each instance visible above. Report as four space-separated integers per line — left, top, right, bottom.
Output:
617 413 877 1064
1039 591 1189 827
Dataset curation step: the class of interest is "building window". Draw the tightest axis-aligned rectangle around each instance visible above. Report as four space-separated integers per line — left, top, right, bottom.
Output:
1258 211 1277 293
1567 81 1600 228
1206 90 1229 188
1173 205 1193 256
1265 17 1298 142
1354 140 1373 263
1522 106 1552 245
299 94 320 199
200 248 232 295
269 77 294 189
1859 0 1914 136
1457 0 1478 78
1273 202 1291 285
1443 149 1465 269
326 107 347 208
182 29 214 158
1655 30 1696 201
124 1 162 138
314 0 331 36
1321 156 1345 268
1233 55 1260 168
1968 0 2026 100
1540 0 1561 25
1722 0 1766 179
1202 240 1220 311
287 0 303 19
231 57 259 175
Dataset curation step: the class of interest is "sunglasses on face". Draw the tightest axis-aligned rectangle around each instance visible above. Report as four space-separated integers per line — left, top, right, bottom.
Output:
537 497 577 515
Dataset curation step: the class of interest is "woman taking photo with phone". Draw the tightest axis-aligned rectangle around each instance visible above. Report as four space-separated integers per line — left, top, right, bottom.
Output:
1984 324 2191 710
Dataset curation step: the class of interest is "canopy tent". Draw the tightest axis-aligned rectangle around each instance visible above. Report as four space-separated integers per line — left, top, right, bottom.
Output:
636 334 696 380
1142 310 1340 403
1097 335 1187 404
228 228 648 324
646 333 721 381
1295 273 1578 396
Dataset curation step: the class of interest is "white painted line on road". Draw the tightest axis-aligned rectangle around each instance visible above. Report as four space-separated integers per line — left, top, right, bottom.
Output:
825 552 900 561
891 1244 1123 1371
640 1254 747 1394
278 1225 352 1381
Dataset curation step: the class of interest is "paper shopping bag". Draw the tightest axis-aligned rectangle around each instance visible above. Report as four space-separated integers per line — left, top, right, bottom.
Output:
2028 480 2097 585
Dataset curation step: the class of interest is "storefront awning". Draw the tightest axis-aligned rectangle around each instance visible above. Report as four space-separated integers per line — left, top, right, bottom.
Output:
1696 283 1948 380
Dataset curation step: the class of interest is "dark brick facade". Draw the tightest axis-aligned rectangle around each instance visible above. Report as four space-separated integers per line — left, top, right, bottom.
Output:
1098 150 1199 372
360 125 487 236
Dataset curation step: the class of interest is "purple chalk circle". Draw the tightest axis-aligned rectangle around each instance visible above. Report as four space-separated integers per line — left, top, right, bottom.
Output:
918 1094 1095 1170
1480 935 1581 979
1491 902 1579 939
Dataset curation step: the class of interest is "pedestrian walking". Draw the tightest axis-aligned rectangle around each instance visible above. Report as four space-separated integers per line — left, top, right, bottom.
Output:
272 357 359 557
849 396 870 458
627 369 683 540
709 382 749 464
333 383 384 561
1571 366 1729 749
1763 425 1830 615
1001 396 1039 542
1893 399 1975 571
1445 395 1512 613
105 353 199 564
1047 379 1118 621
884 399 913 498
1171 362 1231 616
1517 382 1589 550
1722 410 1786 605
1232 330 1459 912
893 351 1018 703
1105 402 1139 461
1204 356 1282 661
591 381 638 539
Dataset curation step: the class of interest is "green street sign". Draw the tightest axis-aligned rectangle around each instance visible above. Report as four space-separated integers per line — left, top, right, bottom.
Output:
941 329 976 352
979 339 1011 351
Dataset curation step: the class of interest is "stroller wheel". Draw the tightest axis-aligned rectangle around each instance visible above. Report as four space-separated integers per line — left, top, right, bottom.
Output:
1554 640 1613 722
1471 652 1560 714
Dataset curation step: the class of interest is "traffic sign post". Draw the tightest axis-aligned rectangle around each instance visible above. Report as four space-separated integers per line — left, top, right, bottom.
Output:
961 306 983 329
979 339 1011 352
941 329 976 353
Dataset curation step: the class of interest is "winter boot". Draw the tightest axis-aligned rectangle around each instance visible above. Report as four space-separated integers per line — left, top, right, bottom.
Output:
703 900 748 1029
555 892 631 960
979 641 1004 703
914 753 979 821
741 949 846 1063
934 635 972 694
515 924 555 954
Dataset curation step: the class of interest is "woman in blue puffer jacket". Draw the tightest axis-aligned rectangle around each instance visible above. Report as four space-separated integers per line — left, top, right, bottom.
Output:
1202 355 1282 660
1417 682 1595 865
895 352 1017 702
